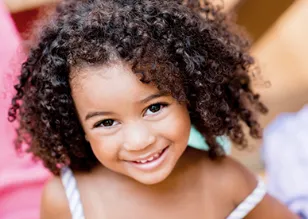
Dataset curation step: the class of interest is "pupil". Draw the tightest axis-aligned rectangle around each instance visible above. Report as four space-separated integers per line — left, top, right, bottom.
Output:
103 119 113 126
150 104 160 113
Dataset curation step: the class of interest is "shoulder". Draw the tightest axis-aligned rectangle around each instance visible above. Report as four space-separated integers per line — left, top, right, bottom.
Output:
183 148 258 202
201 155 258 206
215 156 258 204
40 176 71 219
202 155 298 218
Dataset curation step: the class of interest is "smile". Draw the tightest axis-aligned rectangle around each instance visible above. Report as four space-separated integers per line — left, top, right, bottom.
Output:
128 146 169 171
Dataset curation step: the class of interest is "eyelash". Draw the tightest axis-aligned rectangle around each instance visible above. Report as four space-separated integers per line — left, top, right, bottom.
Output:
143 102 168 116
93 102 169 128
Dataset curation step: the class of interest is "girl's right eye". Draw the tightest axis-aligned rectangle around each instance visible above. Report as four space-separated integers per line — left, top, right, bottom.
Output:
93 119 118 128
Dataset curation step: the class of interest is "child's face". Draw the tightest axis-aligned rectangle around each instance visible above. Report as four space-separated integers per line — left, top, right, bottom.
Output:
71 62 191 185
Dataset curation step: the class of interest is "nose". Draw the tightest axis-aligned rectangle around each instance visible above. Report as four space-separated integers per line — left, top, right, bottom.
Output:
123 122 156 151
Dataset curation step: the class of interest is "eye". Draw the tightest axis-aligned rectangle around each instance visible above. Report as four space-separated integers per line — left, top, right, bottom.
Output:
144 103 168 116
94 119 119 128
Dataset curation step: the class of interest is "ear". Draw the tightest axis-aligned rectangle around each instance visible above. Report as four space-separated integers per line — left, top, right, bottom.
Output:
85 135 89 142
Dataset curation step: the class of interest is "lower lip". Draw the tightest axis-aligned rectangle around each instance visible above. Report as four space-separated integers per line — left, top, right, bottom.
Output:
129 146 169 171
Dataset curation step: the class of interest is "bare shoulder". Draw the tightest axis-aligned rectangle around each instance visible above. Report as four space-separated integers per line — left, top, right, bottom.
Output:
198 154 257 206
183 148 256 200
204 155 298 218
211 155 258 203
41 176 71 219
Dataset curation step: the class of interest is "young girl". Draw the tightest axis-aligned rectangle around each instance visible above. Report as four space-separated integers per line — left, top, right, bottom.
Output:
9 0 297 218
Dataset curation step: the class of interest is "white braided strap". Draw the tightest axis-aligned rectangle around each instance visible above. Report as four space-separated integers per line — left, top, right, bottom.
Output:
227 179 266 219
61 167 85 219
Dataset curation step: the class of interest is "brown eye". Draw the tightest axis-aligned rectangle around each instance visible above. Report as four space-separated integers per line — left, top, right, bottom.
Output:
144 103 168 116
94 119 117 128
148 104 161 113
102 119 114 126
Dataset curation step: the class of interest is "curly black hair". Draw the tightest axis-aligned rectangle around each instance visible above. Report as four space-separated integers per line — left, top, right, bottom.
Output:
9 0 267 175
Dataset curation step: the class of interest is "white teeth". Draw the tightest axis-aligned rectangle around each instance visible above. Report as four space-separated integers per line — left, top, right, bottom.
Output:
135 151 163 163
148 156 154 161
154 153 160 158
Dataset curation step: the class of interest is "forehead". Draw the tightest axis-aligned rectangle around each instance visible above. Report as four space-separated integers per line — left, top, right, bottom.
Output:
70 62 160 108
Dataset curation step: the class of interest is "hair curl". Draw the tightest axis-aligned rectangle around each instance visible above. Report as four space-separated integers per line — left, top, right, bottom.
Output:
9 0 267 175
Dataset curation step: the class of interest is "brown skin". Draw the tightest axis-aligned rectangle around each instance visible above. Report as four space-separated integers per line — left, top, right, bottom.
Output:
41 63 297 218
71 62 191 185
41 150 297 219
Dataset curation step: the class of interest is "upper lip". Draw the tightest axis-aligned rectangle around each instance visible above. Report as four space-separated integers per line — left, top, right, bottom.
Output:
126 146 168 162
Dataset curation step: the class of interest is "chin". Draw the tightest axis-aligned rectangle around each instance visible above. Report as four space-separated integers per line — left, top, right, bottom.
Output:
132 167 173 185
134 174 169 185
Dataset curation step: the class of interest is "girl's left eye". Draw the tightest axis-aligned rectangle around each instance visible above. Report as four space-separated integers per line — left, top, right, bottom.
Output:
144 103 168 116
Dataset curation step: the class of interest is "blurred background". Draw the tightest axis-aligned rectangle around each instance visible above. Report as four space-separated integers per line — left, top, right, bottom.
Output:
2 0 308 173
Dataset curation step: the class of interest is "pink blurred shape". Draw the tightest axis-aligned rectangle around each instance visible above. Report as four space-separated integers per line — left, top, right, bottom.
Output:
0 2 50 219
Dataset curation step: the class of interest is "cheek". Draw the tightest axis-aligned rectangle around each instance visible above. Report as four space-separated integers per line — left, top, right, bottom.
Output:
87 134 120 163
162 105 191 145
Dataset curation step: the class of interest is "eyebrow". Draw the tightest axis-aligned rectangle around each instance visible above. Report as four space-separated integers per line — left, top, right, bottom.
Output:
139 91 168 104
85 111 114 121
85 92 168 121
